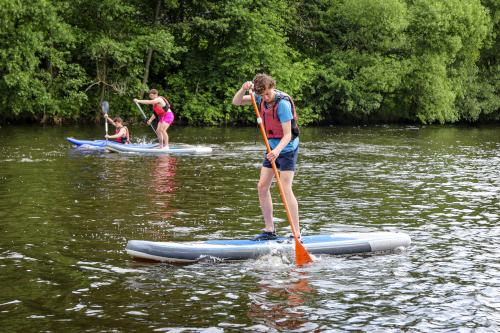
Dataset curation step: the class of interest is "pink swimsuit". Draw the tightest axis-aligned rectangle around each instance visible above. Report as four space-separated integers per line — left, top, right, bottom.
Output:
159 111 174 125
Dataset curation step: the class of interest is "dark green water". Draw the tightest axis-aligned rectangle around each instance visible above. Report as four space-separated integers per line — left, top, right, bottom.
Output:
1 123 499 332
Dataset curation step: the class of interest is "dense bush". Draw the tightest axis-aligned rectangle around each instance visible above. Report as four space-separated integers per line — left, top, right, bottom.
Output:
0 0 498 125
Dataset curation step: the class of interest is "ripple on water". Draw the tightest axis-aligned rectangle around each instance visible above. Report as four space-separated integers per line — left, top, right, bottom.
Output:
1 125 500 332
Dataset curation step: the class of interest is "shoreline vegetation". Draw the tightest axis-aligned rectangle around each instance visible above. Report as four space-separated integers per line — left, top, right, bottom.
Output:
2 115 498 127
2 0 500 126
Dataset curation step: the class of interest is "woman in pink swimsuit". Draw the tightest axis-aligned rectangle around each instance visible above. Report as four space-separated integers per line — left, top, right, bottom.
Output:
133 89 174 149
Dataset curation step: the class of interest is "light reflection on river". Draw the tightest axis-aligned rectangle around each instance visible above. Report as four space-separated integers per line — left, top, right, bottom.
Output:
0 123 499 332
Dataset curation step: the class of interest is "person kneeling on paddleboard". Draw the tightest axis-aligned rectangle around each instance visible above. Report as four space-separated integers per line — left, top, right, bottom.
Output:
133 89 174 149
232 73 301 242
104 115 129 144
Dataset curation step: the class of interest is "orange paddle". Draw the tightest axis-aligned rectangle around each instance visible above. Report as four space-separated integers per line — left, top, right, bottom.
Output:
249 90 313 266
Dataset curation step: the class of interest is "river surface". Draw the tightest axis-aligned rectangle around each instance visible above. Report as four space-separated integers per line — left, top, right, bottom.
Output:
1 123 499 332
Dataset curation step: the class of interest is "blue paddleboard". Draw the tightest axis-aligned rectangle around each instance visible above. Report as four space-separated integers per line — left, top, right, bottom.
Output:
126 232 411 263
67 137 158 148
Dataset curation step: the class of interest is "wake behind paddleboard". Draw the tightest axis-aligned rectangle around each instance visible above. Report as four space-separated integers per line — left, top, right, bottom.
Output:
105 141 212 154
67 137 158 148
126 232 411 263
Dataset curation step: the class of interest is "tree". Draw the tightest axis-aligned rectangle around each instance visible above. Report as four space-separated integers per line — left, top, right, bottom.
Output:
159 0 316 125
404 0 489 123
65 0 184 121
0 0 87 122
292 0 490 124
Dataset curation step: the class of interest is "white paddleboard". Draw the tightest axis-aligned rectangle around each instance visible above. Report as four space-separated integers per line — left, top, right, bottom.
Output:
105 142 212 154
126 232 411 263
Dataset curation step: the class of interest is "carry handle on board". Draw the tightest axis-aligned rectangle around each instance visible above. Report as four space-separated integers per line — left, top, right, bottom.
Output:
102 101 109 143
249 89 313 266
135 102 158 136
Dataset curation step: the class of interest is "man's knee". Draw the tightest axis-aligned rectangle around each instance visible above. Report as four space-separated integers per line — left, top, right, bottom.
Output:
257 181 269 194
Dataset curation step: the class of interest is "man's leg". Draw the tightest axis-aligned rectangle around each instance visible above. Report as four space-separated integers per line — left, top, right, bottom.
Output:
279 170 300 237
257 167 275 232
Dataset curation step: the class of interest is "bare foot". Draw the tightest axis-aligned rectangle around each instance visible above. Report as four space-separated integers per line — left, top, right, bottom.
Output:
153 145 163 149
161 146 169 150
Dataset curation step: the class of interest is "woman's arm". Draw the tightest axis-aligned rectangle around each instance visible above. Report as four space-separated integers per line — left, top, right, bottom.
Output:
105 127 126 139
133 97 162 105
104 114 117 127
147 114 156 125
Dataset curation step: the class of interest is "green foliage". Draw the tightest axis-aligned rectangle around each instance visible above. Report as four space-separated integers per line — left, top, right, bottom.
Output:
293 0 412 122
0 0 498 124
293 0 491 124
404 0 490 123
64 0 184 121
468 0 500 121
0 0 87 121
162 0 318 125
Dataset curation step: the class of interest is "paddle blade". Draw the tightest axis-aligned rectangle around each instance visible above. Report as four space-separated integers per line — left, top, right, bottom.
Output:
101 101 109 114
295 240 313 266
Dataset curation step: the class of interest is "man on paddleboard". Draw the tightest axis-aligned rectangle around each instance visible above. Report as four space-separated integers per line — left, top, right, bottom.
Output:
133 89 174 149
232 73 301 241
104 115 129 144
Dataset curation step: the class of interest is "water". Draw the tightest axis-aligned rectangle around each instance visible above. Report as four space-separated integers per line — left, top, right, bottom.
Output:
1 123 499 332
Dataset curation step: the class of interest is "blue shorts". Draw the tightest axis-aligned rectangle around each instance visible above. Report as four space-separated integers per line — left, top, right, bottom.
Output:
263 146 299 171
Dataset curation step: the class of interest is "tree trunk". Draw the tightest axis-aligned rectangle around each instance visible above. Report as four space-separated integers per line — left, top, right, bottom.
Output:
140 0 161 98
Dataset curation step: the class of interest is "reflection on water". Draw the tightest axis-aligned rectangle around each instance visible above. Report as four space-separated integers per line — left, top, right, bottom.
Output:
248 271 317 331
144 154 178 227
105 153 179 240
1 124 500 332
